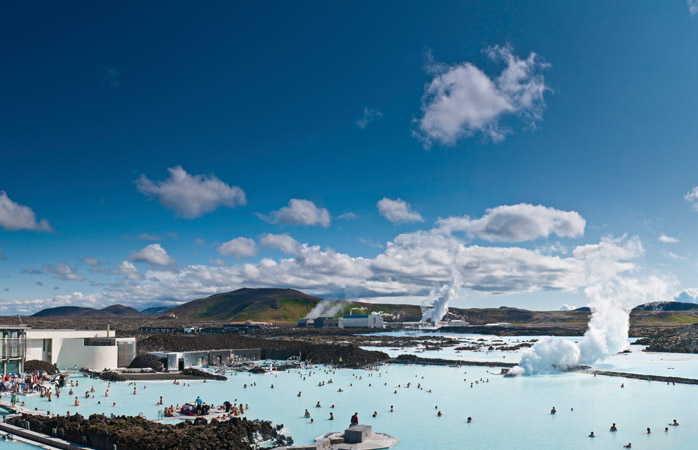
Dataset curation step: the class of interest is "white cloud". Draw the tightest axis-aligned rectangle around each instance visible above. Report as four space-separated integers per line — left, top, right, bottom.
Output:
377 198 424 224
337 212 357 220
559 304 577 311
83 258 101 267
195 238 205 245
357 107 383 129
689 0 698 16
43 263 84 281
130 244 175 266
414 45 549 146
659 234 678 244
0 191 53 232
114 260 142 280
262 199 331 227
259 233 300 255
217 237 258 259
136 166 246 219
685 186 698 211
675 288 698 303
436 203 585 242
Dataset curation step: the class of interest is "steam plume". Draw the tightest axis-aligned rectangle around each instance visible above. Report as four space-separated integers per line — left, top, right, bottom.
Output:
305 299 345 319
513 236 674 375
421 271 463 324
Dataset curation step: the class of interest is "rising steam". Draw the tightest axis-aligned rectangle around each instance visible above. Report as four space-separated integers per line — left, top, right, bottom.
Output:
305 299 345 319
512 236 674 375
421 271 463 325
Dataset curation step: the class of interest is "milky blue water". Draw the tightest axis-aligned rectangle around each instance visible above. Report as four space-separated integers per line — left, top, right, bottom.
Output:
6 332 698 449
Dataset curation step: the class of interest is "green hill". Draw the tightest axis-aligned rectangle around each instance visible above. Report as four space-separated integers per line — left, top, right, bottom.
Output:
167 288 323 321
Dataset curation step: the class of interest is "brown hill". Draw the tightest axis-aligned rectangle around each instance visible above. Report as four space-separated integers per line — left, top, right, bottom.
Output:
167 288 323 321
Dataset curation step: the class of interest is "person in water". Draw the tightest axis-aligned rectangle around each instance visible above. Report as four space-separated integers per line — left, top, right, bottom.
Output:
437 411 442 417
610 423 617 432
623 443 631 449
329 412 334 420
304 409 311 418
670 419 679 426
588 432 595 438
646 427 651 434
467 417 472 423
550 406 556 414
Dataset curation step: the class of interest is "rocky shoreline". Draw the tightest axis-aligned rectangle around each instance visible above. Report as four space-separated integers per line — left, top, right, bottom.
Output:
635 323 698 353
8 413 292 450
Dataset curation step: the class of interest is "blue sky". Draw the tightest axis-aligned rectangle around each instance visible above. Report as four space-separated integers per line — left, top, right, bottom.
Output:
2 1 698 314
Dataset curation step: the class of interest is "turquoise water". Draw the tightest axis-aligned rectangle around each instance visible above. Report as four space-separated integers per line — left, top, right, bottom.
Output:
10 362 698 450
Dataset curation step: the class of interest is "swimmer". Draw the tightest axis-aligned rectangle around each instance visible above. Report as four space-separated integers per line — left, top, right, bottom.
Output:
610 423 617 432
329 412 334 420
621 383 624 388
588 431 595 438
316 401 321 408
670 419 679 426
373 411 378 417
298 392 302 397
390 405 394 412
467 417 472 423
665 427 668 432
647 427 651 434
550 406 556 414
437 411 442 417
304 409 311 418
623 443 631 449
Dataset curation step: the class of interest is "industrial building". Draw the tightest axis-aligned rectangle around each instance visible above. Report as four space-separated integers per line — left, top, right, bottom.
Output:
0 325 137 374
342 314 384 329
298 314 384 329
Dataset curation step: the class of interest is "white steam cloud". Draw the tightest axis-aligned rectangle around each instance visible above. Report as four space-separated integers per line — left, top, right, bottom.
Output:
420 271 463 324
513 236 674 375
305 299 346 319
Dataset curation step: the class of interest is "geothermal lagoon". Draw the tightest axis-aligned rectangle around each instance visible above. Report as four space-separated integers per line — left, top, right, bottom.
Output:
6 331 698 450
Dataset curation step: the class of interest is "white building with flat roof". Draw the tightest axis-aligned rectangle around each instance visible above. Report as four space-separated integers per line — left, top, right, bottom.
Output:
24 329 136 371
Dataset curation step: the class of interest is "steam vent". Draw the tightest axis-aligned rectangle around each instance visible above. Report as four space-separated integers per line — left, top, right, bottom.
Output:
280 425 398 449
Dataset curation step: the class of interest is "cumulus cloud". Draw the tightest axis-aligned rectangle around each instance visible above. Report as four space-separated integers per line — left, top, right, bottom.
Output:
685 186 698 211
217 237 258 259
659 234 678 244
414 45 549 146
559 304 577 311
259 233 300 255
689 0 698 16
114 260 142 280
43 263 84 281
130 244 175 266
436 203 585 242
675 288 698 303
377 198 424 224
357 107 383 129
0 191 53 232
261 199 331 227
136 166 246 219
83 258 101 267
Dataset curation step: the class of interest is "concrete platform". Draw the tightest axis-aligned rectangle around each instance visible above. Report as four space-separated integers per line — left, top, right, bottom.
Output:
279 424 398 450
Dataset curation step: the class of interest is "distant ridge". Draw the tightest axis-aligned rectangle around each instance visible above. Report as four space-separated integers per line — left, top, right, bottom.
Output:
632 301 698 312
32 304 143 318
168 287 323 321
140 306 174 315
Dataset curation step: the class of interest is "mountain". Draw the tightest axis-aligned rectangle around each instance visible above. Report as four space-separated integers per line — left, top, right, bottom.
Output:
32 306 99 317
633 301 698 312
32 304 143 318
140 306 174 315
168 288 323 321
